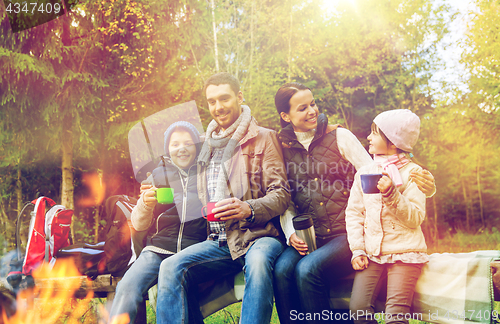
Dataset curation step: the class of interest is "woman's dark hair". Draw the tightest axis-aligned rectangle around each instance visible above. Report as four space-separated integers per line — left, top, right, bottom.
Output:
275 82 311 128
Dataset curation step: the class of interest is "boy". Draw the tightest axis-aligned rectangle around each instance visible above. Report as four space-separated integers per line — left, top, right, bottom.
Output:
109 121 206 323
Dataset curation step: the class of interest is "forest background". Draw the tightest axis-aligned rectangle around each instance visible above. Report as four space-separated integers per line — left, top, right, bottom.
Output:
0 0 499 252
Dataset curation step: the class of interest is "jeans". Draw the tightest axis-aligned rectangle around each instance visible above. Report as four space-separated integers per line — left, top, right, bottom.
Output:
156 237 284 324
109 249 166 323
274 234 353 324
350 262 423 324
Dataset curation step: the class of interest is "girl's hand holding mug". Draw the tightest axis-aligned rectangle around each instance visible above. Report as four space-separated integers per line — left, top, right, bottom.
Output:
289 233 309 256
352 255 369 270
377 173 394 194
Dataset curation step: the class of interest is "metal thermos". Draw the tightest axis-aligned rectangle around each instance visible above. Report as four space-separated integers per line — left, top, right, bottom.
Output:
293 214 317 254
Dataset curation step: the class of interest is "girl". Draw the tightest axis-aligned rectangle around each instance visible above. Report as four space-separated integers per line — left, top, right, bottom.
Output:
109 121 206 323
273 82 435 324
346 109 428 324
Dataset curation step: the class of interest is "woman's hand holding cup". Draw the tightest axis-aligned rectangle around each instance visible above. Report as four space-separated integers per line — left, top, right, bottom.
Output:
289 233 309 256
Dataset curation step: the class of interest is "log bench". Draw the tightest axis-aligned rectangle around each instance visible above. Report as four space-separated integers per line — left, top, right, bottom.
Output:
33 254 500 324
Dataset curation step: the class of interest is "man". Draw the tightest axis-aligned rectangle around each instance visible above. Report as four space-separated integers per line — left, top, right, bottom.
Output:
155 72 290 324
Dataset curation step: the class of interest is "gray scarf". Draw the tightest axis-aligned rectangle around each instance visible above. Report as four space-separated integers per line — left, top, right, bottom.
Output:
198 105 252 201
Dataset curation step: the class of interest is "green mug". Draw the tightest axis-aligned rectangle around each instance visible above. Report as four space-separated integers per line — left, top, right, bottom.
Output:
155 188 174 204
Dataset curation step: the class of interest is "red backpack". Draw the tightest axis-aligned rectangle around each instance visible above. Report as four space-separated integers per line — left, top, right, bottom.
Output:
19 197 73 275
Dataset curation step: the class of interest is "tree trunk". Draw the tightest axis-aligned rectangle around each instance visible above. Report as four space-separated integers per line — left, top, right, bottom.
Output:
16 165 22 214
461 177 470 231
61 112 75 242
477 151 485 228
94 170 103 243
234 3 239 79
0 196 9 241
60 12 75 242
211 0 219 72
432 196 438 248
95 111 106 243
248 0 255 100
287 1 293 82
467 185 476 230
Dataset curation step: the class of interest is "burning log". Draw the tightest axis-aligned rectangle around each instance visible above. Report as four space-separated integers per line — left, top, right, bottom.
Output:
2 258 98 324
0 282 16 322
34 274 119 299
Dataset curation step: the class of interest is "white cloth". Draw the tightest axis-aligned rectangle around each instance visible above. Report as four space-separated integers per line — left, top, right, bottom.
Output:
294 129 315 151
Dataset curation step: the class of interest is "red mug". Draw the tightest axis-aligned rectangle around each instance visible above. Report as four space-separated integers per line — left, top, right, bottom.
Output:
201 202 220 222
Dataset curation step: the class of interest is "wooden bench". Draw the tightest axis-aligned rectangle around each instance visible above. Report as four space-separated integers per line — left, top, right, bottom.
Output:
34 274 150 323
33 256 500 324
33 272 244 323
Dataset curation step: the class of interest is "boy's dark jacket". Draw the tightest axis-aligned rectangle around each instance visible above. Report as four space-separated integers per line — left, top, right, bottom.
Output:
145 157 206 253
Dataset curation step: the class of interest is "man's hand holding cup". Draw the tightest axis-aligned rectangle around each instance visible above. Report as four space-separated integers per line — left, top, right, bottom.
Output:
202 197 251 222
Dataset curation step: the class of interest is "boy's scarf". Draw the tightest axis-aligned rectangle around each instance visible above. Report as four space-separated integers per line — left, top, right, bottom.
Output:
198 105 252 200
373 153 410 187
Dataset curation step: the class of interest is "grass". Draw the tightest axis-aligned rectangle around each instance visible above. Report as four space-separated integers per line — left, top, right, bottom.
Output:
427 227 500 254
204 302 281 324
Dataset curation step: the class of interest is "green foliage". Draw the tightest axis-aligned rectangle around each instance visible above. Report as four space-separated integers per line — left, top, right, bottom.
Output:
72 213 95 243
462 0 500 116
0 0 498 242
417 93 500 234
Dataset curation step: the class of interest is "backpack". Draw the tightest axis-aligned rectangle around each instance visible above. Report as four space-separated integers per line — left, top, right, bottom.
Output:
99 195 143 275
16 197 73 276
56 195 145 279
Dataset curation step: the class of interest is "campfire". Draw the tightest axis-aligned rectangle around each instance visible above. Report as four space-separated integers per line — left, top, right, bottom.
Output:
1 258 129 324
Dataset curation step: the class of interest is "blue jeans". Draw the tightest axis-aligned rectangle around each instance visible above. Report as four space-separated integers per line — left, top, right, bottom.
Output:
274 234 353 324
109 249 166 323
156 237 284 324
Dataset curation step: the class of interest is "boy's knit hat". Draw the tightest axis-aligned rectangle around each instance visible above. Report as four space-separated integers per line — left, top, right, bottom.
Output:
373 109 420 152
163 121 201 156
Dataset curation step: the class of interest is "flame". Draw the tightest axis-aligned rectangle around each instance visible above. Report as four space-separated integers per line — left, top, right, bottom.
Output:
3 258 96 324
79 172 106 207
109 314 130 324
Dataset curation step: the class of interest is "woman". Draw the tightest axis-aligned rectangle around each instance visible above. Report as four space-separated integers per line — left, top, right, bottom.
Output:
273 82 435 324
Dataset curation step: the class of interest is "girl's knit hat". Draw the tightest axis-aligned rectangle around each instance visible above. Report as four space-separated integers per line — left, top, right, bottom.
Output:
163 121 201 156
373 109 420 152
